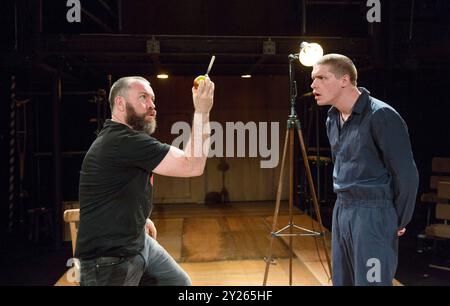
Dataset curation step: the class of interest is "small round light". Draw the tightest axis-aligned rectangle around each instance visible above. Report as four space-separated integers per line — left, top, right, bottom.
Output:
299 42 323 67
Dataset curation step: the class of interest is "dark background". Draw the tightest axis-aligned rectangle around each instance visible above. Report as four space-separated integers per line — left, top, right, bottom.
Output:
0 0 449 285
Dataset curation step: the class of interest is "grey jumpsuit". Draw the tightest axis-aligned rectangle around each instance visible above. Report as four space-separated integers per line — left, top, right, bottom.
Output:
326 88 419 285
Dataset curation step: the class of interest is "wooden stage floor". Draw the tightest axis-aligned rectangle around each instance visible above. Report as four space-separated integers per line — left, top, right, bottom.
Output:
57 201 402 286
151 201 332 286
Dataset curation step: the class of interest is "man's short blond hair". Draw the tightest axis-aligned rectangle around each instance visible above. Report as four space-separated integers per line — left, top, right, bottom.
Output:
108 76 150 111
316 54 358 86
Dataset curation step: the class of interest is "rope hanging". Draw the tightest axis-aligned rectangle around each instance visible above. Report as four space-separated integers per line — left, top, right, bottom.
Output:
8 75 17 232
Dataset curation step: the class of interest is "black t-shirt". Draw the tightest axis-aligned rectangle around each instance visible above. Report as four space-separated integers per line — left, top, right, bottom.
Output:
75 119 170 259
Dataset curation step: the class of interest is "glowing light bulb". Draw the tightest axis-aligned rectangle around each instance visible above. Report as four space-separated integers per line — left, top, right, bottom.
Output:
299 42 323 67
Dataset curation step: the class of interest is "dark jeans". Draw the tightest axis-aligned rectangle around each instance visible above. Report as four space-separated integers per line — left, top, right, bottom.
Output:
79 233 191 286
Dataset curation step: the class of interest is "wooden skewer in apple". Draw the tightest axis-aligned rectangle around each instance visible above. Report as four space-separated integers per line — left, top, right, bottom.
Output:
193 55 215 89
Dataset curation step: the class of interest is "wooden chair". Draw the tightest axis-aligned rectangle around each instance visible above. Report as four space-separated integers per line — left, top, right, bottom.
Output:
424 181 450 271
425 182 450 238
54 209 80 286
420 157 450 225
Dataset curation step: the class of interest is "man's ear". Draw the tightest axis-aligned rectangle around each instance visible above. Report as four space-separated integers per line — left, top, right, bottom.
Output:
340 74 351 88
115 96 126 112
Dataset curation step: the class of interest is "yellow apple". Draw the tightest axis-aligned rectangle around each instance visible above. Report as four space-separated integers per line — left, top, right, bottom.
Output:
193 75 206 89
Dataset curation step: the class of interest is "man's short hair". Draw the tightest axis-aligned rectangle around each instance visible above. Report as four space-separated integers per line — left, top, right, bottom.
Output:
108 76 150 111
316 54 358 86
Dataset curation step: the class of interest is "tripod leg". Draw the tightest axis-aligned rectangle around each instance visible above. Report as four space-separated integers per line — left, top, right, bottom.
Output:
263 128 289 286
296 128 332 278
289 128 294 286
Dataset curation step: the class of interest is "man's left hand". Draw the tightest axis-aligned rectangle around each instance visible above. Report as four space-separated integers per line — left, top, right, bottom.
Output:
145 218 157 239
397 228 406 237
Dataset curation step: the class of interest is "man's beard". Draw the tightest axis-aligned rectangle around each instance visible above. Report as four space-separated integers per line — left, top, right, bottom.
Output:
125 103 157 135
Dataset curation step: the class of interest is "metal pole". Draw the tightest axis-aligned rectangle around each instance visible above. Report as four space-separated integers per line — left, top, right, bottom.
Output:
409 0 415 41
14 1 18 50
52 71 63 248
117 0 123 32
302 0 307 35
16 98 29 225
